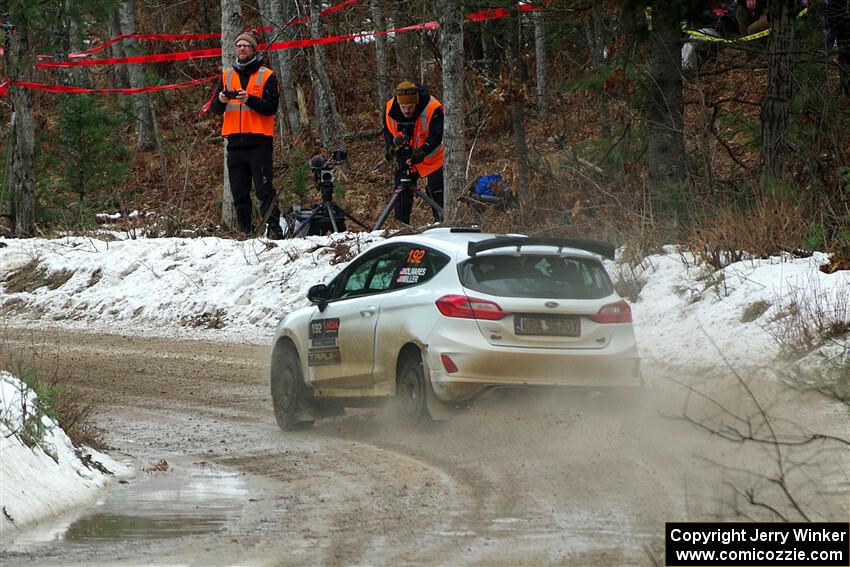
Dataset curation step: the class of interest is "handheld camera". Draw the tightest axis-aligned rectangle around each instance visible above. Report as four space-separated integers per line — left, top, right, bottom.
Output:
222 89 240 99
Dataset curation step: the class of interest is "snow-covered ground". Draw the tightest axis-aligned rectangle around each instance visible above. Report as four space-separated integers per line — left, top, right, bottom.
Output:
0 370 133 537
1 230 848 534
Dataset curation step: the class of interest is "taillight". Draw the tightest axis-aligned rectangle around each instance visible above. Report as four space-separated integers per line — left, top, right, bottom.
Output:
435 294 508 320
440 354 459 374
591 300 632 324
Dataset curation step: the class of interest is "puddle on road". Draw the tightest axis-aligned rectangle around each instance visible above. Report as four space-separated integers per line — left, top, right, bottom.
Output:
9 461 250 549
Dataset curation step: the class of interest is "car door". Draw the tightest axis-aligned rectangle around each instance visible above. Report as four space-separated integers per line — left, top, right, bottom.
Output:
306 245 407 390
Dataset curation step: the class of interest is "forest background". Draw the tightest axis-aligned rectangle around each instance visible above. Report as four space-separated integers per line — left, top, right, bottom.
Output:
0 0 849 272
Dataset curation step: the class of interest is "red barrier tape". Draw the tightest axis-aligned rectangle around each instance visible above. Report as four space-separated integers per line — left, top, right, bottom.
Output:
0 75 216 95
6 3 540 97
67 33 223 59
65 0 361 60
36 4 537 69
36 23 443 69
0 50 56 61
465 4 537 23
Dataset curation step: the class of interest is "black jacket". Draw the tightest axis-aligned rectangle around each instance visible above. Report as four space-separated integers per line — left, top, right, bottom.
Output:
382 83 443 161
211 57 280 149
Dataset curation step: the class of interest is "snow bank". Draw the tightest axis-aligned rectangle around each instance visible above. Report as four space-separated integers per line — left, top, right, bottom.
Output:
2 233 848 370
0 232 384 343
632 247 849 376
0 371 132 535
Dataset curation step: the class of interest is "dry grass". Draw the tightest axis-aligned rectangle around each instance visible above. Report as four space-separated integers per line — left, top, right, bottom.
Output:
46 269 75 290
765 274 850 358
4 259 47 293
740 300 772 323
3 259 75 293
0 331 104 450
685 199 808 270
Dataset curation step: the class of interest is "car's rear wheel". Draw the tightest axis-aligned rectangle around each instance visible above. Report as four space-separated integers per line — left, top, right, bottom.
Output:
271 341 313 431
397 353 432 424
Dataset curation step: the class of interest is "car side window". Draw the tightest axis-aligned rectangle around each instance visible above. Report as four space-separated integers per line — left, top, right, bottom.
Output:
339 257 379 297
368 250 406 291
332 246 407 299
391 245 450 289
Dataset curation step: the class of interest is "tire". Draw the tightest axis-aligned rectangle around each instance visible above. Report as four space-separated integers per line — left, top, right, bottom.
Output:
396 353 432 425
270 342 312 431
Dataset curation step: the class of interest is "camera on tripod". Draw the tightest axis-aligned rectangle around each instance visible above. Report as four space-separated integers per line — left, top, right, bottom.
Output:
283 148 367 238
310 148 346 197
393 123 416 189
372 122 444 230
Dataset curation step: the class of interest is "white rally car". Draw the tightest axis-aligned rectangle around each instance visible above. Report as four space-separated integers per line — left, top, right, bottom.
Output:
270 228 641 429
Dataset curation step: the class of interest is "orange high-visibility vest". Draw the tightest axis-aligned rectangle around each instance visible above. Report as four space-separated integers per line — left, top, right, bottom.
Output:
221 67 275 137
385 96 444 177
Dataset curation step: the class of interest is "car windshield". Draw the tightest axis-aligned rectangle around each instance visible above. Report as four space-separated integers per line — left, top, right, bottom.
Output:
458 254 614 299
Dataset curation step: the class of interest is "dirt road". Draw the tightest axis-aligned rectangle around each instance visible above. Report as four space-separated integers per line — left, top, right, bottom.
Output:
2 327 847 566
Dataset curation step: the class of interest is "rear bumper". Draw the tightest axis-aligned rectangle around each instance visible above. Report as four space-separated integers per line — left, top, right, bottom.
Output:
425 324 641 402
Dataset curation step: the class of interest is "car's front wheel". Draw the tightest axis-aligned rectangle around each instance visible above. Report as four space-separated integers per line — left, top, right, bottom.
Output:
396 353 432 425
270 341 312 431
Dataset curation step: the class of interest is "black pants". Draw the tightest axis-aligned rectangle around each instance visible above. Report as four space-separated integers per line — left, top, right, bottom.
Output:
227 144 282 235
393 167 444 224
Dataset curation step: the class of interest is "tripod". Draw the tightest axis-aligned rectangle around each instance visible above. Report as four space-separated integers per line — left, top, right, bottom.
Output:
293 184 369 237
287 150 370 238
372 169 444 231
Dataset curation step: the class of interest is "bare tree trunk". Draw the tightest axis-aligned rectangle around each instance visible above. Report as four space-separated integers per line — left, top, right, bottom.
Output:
107 10 130 89
481 20 501 79
47 4 85 88
119 1 156 152
584 4 612 136
283 0 307 137
506 4 530 201
532 9 548 112
761 0 796 187
259 0 286 146
310 0 344 150
393 0 418 80
263 0 304 141
439 0 464 225
6 12 35 236
646 2 687 206
370 0 391 107
67 16 89 87
220 0 242 230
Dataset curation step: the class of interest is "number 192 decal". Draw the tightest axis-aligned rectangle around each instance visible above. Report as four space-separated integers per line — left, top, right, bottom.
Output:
407 248 426 264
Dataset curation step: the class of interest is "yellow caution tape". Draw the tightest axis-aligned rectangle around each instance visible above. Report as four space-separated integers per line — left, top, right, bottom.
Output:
684 7 807 43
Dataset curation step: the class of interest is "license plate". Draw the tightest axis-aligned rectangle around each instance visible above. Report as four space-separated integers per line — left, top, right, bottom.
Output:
515 315 580 337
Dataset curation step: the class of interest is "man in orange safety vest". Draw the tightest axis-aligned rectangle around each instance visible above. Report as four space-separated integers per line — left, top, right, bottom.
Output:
383 81 444 225
211 31 283 239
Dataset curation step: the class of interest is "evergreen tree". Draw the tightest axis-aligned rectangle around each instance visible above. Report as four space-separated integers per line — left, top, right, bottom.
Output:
45 95 130 227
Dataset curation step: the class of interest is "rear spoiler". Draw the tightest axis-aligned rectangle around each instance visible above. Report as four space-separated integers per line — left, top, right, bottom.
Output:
467 236 616 260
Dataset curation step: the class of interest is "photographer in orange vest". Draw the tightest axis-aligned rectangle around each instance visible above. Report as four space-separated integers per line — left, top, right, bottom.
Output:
383 81 444 224
210 31 284 239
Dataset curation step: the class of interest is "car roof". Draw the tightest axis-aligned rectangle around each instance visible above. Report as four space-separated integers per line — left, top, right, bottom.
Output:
385 228 611 261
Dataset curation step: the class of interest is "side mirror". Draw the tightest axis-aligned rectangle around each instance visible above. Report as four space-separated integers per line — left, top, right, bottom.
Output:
307 284 330 311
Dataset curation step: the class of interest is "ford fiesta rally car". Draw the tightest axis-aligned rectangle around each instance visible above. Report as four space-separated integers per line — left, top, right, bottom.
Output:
270 228 641 430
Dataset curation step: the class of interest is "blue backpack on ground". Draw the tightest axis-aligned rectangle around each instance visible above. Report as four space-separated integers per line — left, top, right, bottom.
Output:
474 175 503 197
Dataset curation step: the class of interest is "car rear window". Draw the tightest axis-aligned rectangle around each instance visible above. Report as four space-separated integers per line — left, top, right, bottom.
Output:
458 254 614 299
